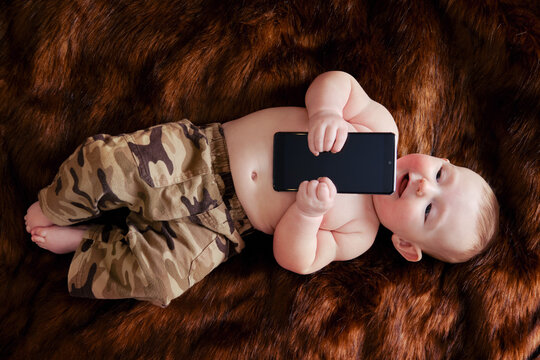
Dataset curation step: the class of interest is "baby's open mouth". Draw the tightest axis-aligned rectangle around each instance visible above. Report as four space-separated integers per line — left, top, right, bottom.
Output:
398 173 409 197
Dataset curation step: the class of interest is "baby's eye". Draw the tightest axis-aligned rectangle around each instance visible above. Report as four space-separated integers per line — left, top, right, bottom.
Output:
436 167 442 181
424 203 432 221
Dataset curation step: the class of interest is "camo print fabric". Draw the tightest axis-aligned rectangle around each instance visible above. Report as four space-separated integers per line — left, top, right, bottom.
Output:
38 120 252 307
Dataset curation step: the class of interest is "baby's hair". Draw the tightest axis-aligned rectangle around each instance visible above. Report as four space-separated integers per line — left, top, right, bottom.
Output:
457 179 499 262
431 178 499 264
473 180 499 254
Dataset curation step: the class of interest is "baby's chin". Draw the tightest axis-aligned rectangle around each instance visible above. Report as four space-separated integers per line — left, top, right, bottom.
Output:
370 193 394 223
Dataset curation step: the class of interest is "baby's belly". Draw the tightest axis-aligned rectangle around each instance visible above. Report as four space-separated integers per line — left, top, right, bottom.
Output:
232 167 296 235
222 107 309 234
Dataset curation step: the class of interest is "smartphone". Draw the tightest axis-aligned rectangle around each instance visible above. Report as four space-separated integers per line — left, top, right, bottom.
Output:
273 132 396 194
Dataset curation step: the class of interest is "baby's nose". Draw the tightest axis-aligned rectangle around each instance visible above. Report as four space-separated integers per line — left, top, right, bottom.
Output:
416 178 432 197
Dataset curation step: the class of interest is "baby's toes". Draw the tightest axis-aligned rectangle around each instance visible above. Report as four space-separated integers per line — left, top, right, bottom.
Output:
36 227 46 235
31 227 47 239
32 234 46 244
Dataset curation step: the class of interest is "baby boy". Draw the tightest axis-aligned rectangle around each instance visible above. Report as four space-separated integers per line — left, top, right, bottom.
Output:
24 71 499 306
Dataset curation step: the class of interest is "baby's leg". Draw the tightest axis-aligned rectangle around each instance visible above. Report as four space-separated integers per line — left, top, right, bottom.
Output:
65 215 227 307
35 133 140 228
31 225 87 254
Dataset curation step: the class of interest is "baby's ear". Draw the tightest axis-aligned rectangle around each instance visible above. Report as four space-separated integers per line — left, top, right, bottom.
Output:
391 234 422 262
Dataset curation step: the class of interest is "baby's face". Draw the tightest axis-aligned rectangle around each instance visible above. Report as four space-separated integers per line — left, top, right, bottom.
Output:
373 154 484 261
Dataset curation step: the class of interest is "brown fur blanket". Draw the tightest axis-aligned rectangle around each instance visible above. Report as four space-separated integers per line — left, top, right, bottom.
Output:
1 0 538 358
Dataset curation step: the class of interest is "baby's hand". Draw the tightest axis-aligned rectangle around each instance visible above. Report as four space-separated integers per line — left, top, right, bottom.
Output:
296 177 337 217
308 110 349 156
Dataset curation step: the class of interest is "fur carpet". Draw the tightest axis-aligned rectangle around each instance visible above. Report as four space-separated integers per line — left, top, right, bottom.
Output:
1 0 539 358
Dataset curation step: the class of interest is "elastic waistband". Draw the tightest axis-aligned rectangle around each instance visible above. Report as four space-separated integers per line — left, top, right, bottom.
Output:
201 123 253 236
202 123 230 174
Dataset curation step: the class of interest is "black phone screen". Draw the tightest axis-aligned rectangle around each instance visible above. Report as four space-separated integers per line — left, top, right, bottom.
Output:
273 132 396 194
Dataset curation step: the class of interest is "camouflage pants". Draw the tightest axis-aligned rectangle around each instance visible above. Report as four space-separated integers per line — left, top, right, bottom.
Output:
38 120 252 307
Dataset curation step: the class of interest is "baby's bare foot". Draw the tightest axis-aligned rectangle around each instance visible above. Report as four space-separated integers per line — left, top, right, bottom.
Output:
31 225 88 254
25 201 53 233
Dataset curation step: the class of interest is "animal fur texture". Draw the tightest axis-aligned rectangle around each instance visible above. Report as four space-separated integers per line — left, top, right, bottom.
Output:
0 0 538 358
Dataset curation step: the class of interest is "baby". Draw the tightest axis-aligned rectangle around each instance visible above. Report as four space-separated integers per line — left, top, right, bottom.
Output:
24 71 499 306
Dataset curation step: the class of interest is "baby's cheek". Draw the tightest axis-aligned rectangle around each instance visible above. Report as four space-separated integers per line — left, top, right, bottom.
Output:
381 201 407 228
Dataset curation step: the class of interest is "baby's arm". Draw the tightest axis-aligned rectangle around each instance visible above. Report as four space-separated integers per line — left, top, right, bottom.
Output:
273 177 372 274
305 71 398 155
273 178 337 274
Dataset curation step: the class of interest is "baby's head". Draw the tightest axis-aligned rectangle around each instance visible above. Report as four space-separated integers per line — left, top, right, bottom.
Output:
373 154 499 263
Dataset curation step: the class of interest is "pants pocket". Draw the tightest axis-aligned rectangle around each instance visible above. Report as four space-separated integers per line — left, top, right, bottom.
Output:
188 236 228 287
187 203 243 286
123 121 212 188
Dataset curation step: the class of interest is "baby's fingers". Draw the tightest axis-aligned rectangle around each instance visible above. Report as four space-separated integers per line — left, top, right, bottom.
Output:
307 130 317 156
331 127 348 153
323 126 337 153
298 180 317 197
316 182 330 201
306 179 320 197
318 177 337 198
308 125 326 156
297 180 309 195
